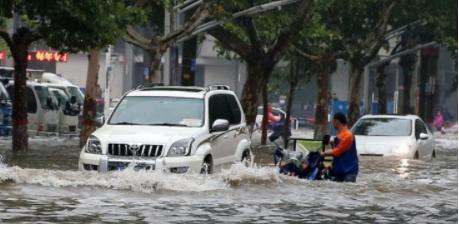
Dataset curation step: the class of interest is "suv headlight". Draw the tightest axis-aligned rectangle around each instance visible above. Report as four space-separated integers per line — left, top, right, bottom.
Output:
85 135 102 154
167 138 194 157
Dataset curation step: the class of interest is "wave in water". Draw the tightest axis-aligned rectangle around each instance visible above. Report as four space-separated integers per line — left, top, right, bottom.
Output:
0 162 286 193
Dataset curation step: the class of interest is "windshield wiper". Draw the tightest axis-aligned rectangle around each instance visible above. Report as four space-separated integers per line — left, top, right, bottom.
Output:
148 123 189 127
111 122 142 125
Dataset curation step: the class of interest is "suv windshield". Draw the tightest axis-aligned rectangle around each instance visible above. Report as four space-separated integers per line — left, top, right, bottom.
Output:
109 96 204 127
352 118 412 136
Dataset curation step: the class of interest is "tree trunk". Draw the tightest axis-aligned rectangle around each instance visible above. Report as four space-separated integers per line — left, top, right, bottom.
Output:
347 63 363 126
11 40 29 151
313 69 330 139
376 64 387 114
260 80 269 145
240 64 265 127
399 53 417 114
284 81 296 141
148 48 165 83
80 49 100 147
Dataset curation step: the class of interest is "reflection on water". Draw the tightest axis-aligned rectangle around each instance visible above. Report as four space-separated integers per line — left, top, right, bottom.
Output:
0 135 457 223
398 158 410 178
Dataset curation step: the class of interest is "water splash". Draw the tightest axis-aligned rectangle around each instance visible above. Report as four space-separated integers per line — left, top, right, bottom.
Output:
0 162 288 193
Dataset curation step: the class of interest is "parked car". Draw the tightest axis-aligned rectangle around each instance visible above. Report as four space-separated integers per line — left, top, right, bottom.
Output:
351 115 435 160
79 85 252 174
6 81 60 133
38 72 84 105
0 82 12 136
49 87 79 133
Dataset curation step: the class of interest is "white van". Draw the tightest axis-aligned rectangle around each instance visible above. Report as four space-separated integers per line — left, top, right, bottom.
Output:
49 87 79 133
6 81 60 134
38 72 84 105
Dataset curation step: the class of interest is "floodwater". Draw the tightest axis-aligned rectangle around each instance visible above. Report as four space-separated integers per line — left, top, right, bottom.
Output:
0 133 457 223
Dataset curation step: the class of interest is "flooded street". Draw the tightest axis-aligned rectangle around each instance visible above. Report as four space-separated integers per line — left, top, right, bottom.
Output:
0 133 457 223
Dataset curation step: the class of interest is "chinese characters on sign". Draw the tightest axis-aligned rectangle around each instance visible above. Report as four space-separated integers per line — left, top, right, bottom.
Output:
0 50 68 62
28 51 69 62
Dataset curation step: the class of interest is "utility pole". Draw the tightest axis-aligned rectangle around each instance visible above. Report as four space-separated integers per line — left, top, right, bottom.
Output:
104 45 112 117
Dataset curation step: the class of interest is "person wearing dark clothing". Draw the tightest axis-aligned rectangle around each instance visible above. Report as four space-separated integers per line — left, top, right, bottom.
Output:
321 112 359 182
268 114 291 144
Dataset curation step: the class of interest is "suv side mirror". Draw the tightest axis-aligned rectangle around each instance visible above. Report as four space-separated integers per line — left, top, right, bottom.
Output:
211 119 229 132
95 116 105 127
420 133 429 140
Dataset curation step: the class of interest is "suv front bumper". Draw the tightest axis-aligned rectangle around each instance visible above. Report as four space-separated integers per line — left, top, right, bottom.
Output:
79 151 203 173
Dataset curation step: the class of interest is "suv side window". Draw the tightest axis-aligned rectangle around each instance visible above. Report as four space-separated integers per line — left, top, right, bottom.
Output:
226 95 241 124
209 94 234 128
415 119 427 139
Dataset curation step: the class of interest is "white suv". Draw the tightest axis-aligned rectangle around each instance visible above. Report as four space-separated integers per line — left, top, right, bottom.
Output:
78 85 252 174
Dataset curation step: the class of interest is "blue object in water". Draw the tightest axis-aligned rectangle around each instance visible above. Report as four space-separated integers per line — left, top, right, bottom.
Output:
0 101 12 136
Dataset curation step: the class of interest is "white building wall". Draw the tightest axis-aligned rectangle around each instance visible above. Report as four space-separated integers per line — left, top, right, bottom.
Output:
330 59 351 100
197 35 247 98
56 52 126 100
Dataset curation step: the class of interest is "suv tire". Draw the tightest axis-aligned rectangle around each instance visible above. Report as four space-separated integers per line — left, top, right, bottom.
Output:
201 155 213 175
241 150 252 167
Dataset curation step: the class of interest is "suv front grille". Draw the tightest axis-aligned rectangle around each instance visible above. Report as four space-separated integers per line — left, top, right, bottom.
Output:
107 144 163 157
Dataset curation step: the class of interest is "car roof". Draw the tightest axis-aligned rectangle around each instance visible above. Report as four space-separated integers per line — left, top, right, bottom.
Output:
360 114 420 120
126 85 235 99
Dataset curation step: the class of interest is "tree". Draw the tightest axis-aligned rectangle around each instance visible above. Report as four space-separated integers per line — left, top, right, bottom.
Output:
123 0 209 82
319 0 398 125
207 0 314 145
0 0 136 151
373 0 457 116
294 6 341 138
269 54 312 144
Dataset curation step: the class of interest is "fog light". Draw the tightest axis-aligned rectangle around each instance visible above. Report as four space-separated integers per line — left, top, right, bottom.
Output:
170 167 188 173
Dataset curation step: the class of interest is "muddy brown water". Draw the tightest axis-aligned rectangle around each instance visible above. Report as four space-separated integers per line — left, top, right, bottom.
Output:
0 134 457 223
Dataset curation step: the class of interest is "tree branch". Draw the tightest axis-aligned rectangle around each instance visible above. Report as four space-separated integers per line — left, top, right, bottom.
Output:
295 48 320 61
239 17 262 55
0 29 12 49
123 26 154 50
207 26 252 60
268 0 314 62
26 30 42 45
161 2 209 46
363 0 398 62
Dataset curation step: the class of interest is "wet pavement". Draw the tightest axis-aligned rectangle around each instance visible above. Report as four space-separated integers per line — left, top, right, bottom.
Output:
0 132 457 223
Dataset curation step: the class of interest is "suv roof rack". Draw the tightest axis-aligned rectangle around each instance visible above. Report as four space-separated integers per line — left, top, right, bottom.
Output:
136 83 164 90
206 85 230 91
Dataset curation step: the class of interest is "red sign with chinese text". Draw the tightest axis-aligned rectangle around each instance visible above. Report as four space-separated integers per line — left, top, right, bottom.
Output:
28 51 69 62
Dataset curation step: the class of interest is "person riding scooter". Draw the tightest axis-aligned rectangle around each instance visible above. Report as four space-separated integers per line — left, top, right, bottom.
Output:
269 113 291 145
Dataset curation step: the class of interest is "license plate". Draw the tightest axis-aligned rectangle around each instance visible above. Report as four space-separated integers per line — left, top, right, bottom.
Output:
108 162 154 171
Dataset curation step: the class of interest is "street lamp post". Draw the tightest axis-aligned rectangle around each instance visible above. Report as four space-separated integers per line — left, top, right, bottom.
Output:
104 45 112 118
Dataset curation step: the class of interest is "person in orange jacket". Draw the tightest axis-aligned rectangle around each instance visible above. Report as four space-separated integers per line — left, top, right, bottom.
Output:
321 112 359 182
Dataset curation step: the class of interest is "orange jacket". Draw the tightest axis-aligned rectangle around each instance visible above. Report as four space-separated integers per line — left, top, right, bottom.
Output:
331 126 354 157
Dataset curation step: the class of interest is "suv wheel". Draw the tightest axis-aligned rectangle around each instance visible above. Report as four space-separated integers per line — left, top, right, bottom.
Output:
241 150 252 167
431 150 436 160
414 151 419 160
201 155 213 175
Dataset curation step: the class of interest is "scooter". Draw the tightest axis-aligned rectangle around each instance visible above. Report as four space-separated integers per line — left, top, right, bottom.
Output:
273 136 332 180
